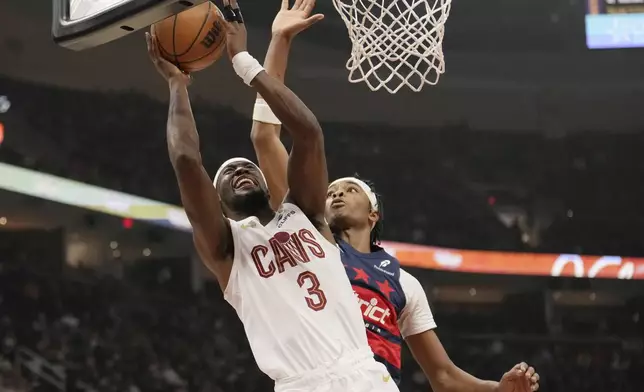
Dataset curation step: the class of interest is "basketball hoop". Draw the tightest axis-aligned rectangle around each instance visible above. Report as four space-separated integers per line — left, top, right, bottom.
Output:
332 0 451 93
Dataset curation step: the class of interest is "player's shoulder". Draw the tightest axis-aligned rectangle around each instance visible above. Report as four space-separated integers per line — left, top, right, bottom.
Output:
279 202 331 237
275 202 311 228
397 267 437 336
226 215 260 232
276 202 335 246
279 201 298 209
399 268 426 301
276 202 312 221
399 267 416 280
370 244 402 265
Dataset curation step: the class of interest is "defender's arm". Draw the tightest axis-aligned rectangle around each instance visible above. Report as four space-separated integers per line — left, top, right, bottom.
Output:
250 0 325 211
250 34 291 210
407 331 500 392
399 271 499 392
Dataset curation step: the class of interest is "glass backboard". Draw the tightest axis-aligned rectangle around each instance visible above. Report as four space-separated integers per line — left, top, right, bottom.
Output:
52 0 207 50
68 0 131 21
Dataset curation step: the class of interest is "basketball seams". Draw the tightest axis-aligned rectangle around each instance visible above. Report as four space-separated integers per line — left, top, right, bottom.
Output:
175 12 226 69
152 23 173 59
173 1 213 57
179 43 223 68
177 29 225 65
157 42 176 59
171 15 180 67
153 2 225 72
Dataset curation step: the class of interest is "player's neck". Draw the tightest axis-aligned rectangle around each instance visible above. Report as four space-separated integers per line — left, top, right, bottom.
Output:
338 227 372 254
229 206 275 225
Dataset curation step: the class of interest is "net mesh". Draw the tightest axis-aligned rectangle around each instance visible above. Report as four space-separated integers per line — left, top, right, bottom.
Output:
332 0 451 93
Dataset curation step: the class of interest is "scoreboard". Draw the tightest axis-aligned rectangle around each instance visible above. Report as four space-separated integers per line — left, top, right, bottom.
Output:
586 0 644 49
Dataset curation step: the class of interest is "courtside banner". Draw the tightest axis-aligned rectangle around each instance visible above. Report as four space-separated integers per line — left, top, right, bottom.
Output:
0 162 192 231
1 162 642 279
381 241 644 280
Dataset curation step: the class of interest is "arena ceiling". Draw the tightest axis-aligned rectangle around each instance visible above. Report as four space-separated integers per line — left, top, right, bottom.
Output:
1 0 644 129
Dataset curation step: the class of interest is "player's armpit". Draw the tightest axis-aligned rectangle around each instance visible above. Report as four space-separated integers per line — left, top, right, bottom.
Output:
406 330 499 392
193 217 234 289
167 80 233 283
250 72 329 228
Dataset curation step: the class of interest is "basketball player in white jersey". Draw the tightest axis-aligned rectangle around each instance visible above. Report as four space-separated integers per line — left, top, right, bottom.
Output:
249 2 541 392
145 0 399 390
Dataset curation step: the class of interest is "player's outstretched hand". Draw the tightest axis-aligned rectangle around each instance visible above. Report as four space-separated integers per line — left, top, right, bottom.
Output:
220 0 247 60
145 32 191 85
272 0 324 40
498 362 540 392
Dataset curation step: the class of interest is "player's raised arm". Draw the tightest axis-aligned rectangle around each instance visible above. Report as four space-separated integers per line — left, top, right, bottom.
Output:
146 33 233 284
249 0 323 210
222 0 329 227
408 329 540 392
399 270 540 392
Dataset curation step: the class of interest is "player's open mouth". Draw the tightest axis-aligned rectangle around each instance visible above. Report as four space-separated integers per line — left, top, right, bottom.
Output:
331 199 345 208
232 175 257 190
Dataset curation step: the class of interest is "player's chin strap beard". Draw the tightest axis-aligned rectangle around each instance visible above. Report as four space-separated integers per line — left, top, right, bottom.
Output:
227 188 270 219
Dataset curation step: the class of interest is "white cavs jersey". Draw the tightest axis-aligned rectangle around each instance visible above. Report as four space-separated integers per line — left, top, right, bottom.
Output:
223 203 371 381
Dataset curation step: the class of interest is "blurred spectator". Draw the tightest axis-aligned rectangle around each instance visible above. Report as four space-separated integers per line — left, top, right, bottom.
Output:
1 258 642 392
2 76 644 255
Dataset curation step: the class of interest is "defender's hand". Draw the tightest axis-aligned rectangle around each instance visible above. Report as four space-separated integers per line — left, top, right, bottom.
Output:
146 32 191 85
272 0 324 40
498 362 540 392
221 0 248 60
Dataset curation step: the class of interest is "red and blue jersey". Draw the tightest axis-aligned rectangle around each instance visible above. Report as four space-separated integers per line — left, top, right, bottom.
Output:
337 238 407 385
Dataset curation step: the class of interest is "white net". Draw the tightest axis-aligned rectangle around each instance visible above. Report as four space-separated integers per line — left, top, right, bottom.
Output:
332 0 451 93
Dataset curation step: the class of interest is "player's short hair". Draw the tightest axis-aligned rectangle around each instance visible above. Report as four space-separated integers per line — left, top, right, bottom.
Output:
351 174 384 246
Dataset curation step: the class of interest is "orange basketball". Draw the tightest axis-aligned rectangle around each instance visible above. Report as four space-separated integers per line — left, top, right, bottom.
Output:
151 1 226 73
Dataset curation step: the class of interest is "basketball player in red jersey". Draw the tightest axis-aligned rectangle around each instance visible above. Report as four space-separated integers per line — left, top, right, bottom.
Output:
146 0 401 390
249 2 541 391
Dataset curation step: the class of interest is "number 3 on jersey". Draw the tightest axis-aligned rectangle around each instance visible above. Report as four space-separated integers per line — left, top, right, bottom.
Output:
297 271 327 311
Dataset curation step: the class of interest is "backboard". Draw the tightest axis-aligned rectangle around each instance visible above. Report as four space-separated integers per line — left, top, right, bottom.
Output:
52 0 207 51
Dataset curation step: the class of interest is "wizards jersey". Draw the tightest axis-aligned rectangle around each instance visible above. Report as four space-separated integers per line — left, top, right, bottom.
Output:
338 238 407 383
337 238 437 385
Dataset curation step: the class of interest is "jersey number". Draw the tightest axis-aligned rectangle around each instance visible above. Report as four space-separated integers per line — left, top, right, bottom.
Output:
297 271 327 311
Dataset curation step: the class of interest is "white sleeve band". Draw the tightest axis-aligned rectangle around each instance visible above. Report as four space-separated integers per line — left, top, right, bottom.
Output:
253 98 281 125
232 51 265 86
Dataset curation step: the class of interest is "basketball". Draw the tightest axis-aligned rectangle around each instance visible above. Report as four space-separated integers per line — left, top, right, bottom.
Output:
151 1 226 73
